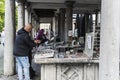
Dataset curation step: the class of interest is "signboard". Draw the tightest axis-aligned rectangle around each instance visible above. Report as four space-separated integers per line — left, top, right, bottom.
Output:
84 32 94 58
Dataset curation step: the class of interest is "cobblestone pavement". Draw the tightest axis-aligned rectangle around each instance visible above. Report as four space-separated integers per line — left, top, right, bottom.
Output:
0 43 18 80
0 40 40 80
0 75 18 80
0 43 4 75
0 74 40 80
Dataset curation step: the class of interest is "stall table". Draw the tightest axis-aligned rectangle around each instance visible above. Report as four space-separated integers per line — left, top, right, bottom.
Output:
34 58 99 80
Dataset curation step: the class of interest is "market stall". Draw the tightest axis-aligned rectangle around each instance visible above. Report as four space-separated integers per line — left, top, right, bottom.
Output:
33 32 99 80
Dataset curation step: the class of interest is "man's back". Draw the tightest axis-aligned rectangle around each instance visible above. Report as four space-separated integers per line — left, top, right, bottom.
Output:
14 28 36 56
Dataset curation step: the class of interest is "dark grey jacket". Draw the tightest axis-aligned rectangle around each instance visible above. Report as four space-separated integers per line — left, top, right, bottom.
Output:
13 28 36 56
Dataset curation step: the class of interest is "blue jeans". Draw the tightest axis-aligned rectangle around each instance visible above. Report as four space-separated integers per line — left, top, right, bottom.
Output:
16 56 30 80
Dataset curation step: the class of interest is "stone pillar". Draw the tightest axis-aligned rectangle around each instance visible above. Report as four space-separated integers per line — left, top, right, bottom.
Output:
57 13 61 39
18 1 25 30
76 14 81 38
59 8 65 41
36 20 40 29
65 1 75 42
54 13 59 36
52 17 56 36
89 14 93 32
95 10 99 26
95 13 98 26
4 0 15 75
50 18 54 38
98 12 101 26
85 13 89 33
28 10 32 23
99 0 120 80
31 16 36 39
25 5 29 25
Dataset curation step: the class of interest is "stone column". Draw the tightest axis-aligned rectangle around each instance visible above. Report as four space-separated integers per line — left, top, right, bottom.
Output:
98 12 101 26
99 0 120 80
18 1 25 30
85 13 90 33
95 10 99 26
57 13 61 39
65 1 75 42
4 0 15 75
28 7 32 23
59 8 65 41
25 5 29 25
76 14 80 38
36 20 40 29
31 16 36 39
50 18 54 38
54 13 59 36
52 17 56 36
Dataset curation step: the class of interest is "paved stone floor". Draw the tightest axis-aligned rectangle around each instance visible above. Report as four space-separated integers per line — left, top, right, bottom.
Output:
0 39 40 80
0 43 4 75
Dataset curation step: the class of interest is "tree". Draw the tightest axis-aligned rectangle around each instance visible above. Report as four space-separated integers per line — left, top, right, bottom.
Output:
0 0 18 32
0 0 5 32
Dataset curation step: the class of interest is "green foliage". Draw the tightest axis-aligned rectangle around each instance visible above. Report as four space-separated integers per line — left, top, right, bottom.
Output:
0 0 5 32
0 0 18 32
15 5 18 29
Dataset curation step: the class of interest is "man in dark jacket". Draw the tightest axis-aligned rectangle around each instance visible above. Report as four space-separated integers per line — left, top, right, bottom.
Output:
14 23 40 80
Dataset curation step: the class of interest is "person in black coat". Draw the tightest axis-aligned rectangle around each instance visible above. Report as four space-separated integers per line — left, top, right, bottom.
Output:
14 23 40 80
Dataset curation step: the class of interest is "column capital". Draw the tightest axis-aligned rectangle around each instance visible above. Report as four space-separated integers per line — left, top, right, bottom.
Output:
16 0 25 3
59 8 66 13
65 1 75 7
54 11 59 18
17 1 24 6
54 9 60 17
94 9 100 14
25 2 31 9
